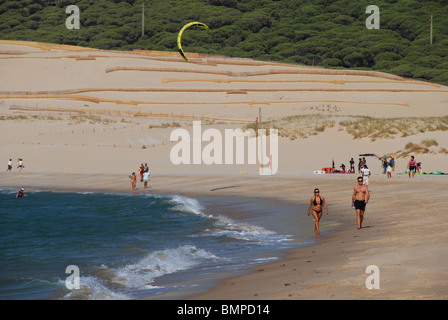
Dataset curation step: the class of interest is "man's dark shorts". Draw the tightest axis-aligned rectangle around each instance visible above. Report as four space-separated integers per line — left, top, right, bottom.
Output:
354 200 366 211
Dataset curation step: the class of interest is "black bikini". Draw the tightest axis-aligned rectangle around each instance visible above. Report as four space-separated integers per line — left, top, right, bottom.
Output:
312 196 323 214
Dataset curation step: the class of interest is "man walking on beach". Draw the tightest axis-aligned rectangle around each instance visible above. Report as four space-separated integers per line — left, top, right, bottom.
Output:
361 165 371 185
352 177 370 230
407 156 417 178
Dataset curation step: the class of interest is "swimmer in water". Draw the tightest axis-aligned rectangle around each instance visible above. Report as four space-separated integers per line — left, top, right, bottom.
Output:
16 188 27 198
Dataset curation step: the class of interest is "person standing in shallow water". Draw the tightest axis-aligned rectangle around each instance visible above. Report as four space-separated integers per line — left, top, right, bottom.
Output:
307 188 328 236
131 172 137 190
352 176 370 230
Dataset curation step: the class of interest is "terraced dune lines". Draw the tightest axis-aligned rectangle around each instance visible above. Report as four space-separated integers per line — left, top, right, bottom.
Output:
162 78 442 88
1 87 446 96
1 40 447 122
0 40 279 67
105 66 408 81
8 105 255 123
0 53 285 67
1 94 410 108
0 40 100 52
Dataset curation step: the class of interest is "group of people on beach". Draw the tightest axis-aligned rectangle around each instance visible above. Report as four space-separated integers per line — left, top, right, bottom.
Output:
6 158 27 198
383 155 420 178
6 158 25 173
309 154 422 236
308 175 370 236
358 155 420 180
130 163 150 190
333 157 368 174
333 157 367 173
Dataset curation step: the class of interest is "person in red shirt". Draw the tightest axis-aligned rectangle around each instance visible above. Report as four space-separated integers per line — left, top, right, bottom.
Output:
407 156 417 178
16 188 27 198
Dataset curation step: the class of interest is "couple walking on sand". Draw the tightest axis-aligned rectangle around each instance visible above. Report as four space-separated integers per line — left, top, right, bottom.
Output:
307 176 370 235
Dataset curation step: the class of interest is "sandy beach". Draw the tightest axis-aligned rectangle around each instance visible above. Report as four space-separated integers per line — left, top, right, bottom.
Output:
1 40 448 299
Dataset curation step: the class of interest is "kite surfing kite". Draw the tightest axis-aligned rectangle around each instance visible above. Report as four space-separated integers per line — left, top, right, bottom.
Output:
177 21 210 62
359 153 383 160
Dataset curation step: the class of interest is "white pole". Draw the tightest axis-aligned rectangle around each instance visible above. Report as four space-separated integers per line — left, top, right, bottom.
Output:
142 2 145 37
259 107 263 172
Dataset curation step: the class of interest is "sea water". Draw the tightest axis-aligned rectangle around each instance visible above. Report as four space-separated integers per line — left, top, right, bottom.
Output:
0 189 318 300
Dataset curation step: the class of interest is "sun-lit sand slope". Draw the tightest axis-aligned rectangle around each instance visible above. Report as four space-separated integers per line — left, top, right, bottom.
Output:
1 40 447 118
0 40 447 175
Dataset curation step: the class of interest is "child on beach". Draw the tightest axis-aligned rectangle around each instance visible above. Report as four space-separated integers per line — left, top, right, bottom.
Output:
143 170 150 188
138 163 144 182
17 158 24 172
131 172 137 190
6 159 12 172
387 160 393 179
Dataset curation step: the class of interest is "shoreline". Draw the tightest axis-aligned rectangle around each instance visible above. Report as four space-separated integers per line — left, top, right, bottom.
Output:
0 171 326 300
2 171 447 299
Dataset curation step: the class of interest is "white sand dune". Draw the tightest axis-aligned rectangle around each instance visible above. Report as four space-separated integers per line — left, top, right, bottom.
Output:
1 40 447 176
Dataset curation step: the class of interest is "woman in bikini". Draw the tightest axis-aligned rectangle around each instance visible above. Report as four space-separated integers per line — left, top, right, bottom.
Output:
307 188 329 236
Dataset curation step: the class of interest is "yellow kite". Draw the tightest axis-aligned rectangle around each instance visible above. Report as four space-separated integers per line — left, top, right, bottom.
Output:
177 22 210 62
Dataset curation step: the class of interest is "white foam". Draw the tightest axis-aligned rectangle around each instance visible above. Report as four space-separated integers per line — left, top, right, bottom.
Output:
168 195 207 216
61 276 131 300
111 245 220 290
213 218 292 244
168 194 293 245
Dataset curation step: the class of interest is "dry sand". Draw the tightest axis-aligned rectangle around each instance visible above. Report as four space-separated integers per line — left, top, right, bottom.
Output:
1 40 448 299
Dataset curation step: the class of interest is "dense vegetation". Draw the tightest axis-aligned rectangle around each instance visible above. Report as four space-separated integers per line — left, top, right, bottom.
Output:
1 0 447 85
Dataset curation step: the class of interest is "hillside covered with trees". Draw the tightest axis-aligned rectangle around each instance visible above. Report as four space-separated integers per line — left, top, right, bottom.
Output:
1 0 447 85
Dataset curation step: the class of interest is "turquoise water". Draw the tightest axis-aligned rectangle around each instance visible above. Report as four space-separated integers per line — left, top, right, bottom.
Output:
0 189 314 300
